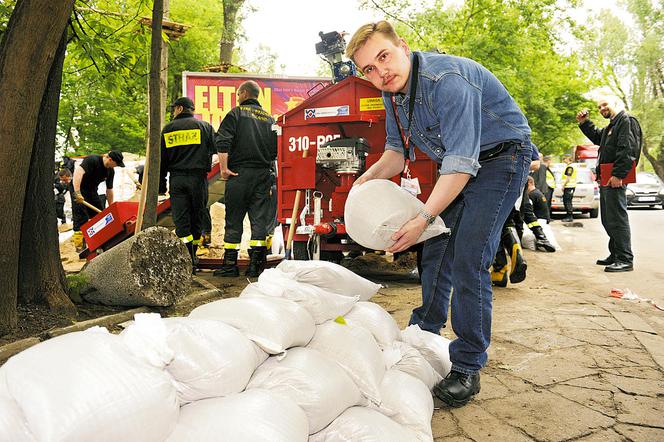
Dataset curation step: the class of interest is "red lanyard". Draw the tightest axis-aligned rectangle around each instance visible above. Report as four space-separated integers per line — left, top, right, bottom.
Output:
388 53 419 177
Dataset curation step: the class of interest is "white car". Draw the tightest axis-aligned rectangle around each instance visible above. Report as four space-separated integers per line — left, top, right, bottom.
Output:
550 163 600 218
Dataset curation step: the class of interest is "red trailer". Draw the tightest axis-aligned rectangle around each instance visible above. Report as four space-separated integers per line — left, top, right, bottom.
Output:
277 76 439 260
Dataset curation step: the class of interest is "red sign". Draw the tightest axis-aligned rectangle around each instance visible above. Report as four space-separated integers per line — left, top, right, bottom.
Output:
183 72 331 129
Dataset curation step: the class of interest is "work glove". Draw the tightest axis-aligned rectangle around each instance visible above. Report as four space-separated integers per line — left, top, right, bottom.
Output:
74 191 85 204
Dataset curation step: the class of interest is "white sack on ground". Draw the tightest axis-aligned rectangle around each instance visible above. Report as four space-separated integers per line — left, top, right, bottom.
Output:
167 389 309 442
382 341 442 391
521 228 536 251
242 269 357 324
344 180 449 251
1 327 179 442
344 301 401 347
309 406 420 442
276 259 381 301
307 321 384 406
189 295 316 354
540 219 561 250
379 369 434 441
401 325 453 378
121 314 267 403
0 396 34 442
247 347 362 434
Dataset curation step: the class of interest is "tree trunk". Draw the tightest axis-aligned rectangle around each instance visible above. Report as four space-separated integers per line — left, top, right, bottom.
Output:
136 0 165 232
642 137 664 182
81 227 192 306
219 0 245 65
0 0 76 334
18 28 76 317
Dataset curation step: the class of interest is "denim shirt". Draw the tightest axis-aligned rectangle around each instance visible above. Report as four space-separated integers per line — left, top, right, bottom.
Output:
384 52 532 176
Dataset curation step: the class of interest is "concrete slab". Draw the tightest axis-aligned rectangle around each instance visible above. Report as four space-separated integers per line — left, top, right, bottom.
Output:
554 314 623 331
451 403 532 441
474 373 511 401
561 375 619 393
495 329 584 352
483 390 614 442
608 345 659 368
550 384 617 417
554 304 612 317
601 366 664 380
430 409 459 440
583 346 643 369
575 428 626 442
614 392 664 428
603 373 664 397
610 311 657 334
633 331 664 370
614 423 664 441
491 312 557 333
560 328 641 348
506 347 599 386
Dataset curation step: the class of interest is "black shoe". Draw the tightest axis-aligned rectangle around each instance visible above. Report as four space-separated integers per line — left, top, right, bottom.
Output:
434 371 481 407
596 257 614 266
605 262 633 272
214 265 239 277
535 238 556 253
509 258 527 284
562 216 574 222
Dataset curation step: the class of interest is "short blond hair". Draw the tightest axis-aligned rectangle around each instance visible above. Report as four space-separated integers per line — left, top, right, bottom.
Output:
346 21 401 62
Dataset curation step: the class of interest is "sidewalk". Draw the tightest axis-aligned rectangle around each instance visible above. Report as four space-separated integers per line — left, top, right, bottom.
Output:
371 221 664 441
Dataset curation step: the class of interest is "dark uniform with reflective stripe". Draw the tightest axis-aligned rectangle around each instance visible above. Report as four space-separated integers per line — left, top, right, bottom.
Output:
215 98 277 250
160 110 216 247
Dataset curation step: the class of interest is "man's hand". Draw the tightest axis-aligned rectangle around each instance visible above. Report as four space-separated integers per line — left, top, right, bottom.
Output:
608 176 623 188
386 215 427 253
221 168 238 180
576 109 589 124
74 191 85 204
353 170 374 187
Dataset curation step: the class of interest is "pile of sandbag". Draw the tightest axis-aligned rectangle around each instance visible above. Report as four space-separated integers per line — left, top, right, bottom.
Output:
0 260 453 442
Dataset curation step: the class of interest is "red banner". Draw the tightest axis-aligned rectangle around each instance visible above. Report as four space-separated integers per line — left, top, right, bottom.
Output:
183 73 331 129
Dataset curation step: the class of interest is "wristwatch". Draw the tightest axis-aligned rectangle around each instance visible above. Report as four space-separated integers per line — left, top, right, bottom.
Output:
418 208 437 225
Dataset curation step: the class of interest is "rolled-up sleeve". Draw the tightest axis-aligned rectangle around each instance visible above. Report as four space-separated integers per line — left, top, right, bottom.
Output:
432 73 482 176
382 95 406 156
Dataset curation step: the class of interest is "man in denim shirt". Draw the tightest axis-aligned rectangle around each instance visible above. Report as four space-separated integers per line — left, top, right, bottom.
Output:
348 21 531 406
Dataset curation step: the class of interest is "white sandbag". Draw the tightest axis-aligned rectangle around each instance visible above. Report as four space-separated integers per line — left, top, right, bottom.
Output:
521 228 536 251
382 341 442 391
276 259 381 301
0 396 34 442
309 406 419 442
1 327 179 442
243 268 358 324
379 370 434 441
167 389 309 442
189 295 316 354
344 301 401 347
307 321 384 405
247 347 361 434
122 314 267 403
540 219 561 250
344 179 449 251
401 325 453 378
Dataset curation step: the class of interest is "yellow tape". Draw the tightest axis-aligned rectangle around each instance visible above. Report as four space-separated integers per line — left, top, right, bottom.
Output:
164 129 201 148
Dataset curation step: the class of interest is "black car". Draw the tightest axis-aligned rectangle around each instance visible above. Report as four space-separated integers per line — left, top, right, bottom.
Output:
626 172 664 208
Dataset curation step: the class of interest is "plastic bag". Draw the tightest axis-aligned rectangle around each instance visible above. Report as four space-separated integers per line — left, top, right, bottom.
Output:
0 396 34 442
247 347 361 434
276 259 381 301
344 301 401 347
309 406 419 442
345 180 449 251
307 321 385 405
167 389 309 442
400 325 452 378
379 369 434 441
1 327 179 442
382 341 442 391
189 295 316 354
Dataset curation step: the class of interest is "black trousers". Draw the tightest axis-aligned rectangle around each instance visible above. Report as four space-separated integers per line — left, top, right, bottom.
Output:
55 199 66 223
563 187 575 216
224 167 271 245
600 186 633 264
170 173 207 241
545 187 553 217
72 191 103 231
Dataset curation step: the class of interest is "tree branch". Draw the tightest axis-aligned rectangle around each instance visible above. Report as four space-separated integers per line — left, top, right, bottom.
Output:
368 0 426 44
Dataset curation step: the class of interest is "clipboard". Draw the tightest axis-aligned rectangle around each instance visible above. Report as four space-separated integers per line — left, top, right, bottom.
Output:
599 161 636 186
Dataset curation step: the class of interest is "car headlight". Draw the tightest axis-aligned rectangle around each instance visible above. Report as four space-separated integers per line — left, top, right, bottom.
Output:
626 188 635 196
659 188 664 196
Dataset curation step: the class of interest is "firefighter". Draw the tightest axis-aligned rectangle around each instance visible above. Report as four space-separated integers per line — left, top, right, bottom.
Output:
562 154 577 222
71 151 124 251
159 96 216 273
54 169 72 225
214 80 277 278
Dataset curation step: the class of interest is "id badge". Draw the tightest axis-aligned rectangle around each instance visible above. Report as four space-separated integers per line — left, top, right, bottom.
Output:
401 176 421 196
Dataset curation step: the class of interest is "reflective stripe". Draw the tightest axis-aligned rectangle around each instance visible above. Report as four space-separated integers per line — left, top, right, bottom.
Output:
527 221 540 228
180 234 194 244
224 242 241 250
164 129 201 148
249 240 267 247
563 165 577 188
192 238 201 245
546 169 556 187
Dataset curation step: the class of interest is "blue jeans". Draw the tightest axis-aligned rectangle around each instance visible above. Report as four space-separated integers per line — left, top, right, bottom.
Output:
409 143 531 374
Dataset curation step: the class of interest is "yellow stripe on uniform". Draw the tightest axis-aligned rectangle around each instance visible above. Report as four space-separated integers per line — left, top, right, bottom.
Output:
249 240 267 247
193 238 201 245
180 234 194 243
164 129 201 148
527 221 540 228
224 242 241 250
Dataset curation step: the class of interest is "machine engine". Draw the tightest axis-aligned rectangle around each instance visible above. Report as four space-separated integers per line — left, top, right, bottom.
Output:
315 137 369 175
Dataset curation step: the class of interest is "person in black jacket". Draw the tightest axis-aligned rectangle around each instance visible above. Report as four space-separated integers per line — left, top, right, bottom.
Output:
54 169 72 225
577 95 642 272
527 176 550 222
160 96 216 273
214 80 277 278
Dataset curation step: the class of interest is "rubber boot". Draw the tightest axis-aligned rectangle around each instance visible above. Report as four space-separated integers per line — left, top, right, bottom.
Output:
491 247 509 287
246 246 267 278
214 249 239 277
503 227 527 284
72 230 85 252
532 226 556 253
185 242 197 275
